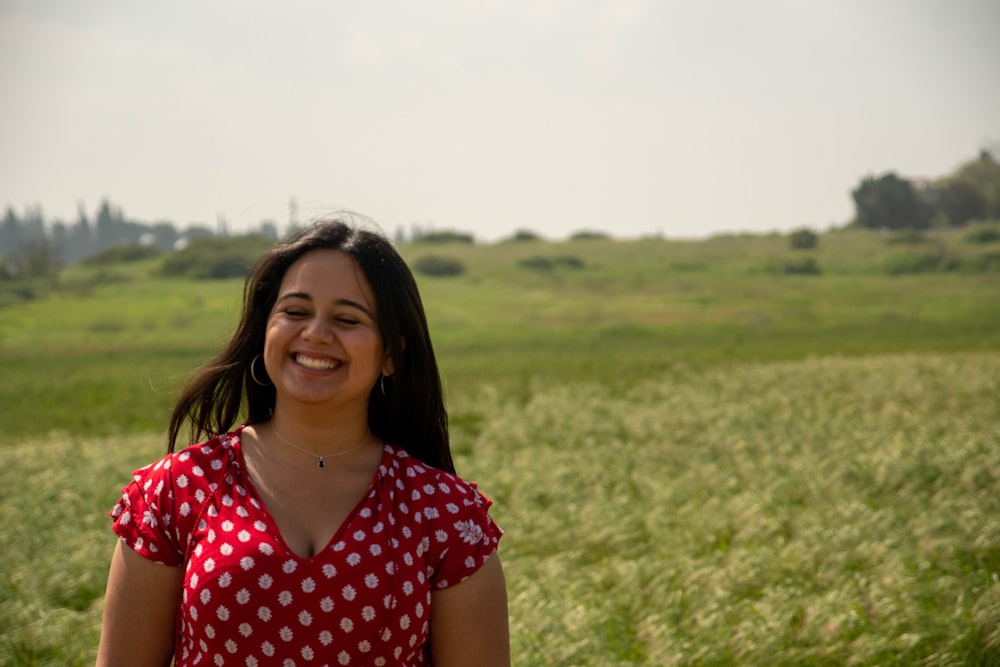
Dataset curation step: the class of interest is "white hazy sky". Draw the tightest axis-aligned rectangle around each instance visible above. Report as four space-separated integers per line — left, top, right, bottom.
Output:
1 0 998 241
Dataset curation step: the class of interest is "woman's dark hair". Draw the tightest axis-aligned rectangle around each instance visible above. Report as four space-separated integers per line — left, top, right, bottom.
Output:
167 217 454 473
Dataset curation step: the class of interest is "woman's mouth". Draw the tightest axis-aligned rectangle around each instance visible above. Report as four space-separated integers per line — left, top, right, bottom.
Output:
293 353 340 371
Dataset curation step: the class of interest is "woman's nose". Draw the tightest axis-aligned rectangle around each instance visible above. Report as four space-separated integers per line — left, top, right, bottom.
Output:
301 316 334 342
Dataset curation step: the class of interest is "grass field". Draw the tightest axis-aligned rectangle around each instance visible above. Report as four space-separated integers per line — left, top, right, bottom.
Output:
1 227 999 665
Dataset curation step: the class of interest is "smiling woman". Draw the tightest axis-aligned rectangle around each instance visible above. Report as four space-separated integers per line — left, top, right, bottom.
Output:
262 249 391 428
96 217 511 667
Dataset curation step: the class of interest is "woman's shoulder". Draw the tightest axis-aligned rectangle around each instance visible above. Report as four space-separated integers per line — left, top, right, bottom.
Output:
130 431 241 487
383 444 466 483
381 445 502 589
382 444 493 508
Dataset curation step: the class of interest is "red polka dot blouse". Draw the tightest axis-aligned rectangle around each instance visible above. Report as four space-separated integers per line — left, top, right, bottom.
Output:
110 428 502 666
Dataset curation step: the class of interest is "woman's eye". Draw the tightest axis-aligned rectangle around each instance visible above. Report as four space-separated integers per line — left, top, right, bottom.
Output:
284 309 308 317
336 317 360 326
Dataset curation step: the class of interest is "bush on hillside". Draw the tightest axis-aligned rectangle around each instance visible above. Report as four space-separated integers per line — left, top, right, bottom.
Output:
765 257 822 275
506 229 544 242
884 229 928 245
0 279 46 306
957 251 1000 273
965 224 1000 244
788 228 818 249
518 255 586 272
569 230 610 241
83 243 162 266
159 235 274 279
411 255 465 277
883 249 957 275
413 230 475 244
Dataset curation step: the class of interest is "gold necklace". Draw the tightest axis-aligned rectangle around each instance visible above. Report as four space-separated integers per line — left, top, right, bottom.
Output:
270 424 369 469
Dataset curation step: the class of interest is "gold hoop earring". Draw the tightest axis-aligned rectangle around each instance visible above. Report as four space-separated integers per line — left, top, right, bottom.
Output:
250 355 271 386
380 374 391 398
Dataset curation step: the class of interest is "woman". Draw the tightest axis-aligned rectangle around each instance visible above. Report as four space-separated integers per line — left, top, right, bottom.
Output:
97 219 510 666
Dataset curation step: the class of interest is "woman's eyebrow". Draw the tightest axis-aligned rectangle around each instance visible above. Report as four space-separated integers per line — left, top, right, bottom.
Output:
334 298 375 319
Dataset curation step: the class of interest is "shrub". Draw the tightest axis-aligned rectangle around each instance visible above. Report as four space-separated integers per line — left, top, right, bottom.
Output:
518 255 586 272
0 280 39 306
83 243 162 266
569 230 610 241
966 224 1000 245
2 240 62 279
518 256 554 271
883 250 957 275
788 228 819 249
411 255 466 277
414 230 475 244
884 229 928 245
767 257 821 275
958 251 1000 273
159 235 273 279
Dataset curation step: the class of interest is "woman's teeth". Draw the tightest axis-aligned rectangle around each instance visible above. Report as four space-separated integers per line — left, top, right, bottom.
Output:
295 355 338 370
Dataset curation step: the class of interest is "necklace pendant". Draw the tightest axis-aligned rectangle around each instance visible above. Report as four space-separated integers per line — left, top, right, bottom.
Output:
317 457 325 469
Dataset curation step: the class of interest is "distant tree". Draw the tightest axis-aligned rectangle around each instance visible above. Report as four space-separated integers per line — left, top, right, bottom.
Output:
183 225 215 241
935 178 988 226
507 229 543 242
851 172 932 230
255 220 279 241
50 220 69 261
149 222 181 252
95 199 121 248
20 205 46 244
951 150 1000 219
6 239 62 278
0 207 21 255
67 204 95 263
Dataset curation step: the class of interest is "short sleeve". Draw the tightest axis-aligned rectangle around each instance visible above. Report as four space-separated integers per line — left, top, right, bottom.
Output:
109 456 184 567
427 477 503 590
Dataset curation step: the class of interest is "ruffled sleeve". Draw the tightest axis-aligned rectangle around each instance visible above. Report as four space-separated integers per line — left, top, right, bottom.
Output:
425 475 503 590
109 454 185 567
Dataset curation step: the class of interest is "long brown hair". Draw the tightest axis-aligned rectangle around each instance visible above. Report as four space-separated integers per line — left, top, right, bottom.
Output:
166 218 454 473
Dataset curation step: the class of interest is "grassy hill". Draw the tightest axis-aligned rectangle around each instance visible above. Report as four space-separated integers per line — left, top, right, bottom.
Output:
1 226 999 665
1 226 997 440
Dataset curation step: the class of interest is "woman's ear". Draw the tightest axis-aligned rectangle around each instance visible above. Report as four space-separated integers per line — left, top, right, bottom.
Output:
382 337 403 376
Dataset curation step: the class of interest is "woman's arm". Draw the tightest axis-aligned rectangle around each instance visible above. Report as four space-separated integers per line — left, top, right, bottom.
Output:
96 540 182 667
430 553 511 666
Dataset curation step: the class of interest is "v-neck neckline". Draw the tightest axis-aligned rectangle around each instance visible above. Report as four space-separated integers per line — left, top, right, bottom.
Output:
231 426 390 563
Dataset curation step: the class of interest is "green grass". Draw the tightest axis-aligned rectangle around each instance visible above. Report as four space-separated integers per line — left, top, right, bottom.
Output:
2 353 998 665
2 230 998 440
1 228 1000 664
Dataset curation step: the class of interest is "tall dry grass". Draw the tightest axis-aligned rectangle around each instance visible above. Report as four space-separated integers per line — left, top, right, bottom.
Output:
2 352 997 665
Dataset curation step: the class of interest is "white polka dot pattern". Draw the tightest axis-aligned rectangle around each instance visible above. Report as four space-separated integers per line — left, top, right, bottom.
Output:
111 429 501 666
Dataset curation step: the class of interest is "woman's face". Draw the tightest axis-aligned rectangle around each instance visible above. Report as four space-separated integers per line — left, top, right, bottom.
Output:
262 249 391 415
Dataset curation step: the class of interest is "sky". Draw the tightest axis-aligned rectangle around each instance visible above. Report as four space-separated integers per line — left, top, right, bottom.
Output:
1 0 998 241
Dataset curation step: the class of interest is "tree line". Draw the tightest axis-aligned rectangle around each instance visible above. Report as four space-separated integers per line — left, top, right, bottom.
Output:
3 148 998 278
851 149 1000 230
0 200 281 278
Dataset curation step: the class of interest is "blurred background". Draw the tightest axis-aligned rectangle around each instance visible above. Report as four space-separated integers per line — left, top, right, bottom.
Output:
2 0 998 241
